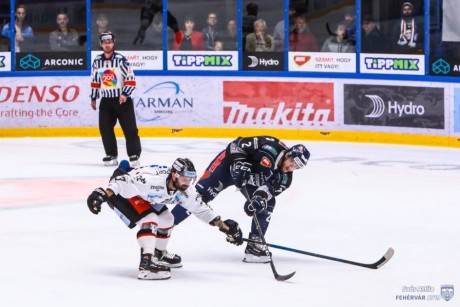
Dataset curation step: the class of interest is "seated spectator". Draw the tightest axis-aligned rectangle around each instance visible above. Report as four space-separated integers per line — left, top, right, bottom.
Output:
143 12 174 50
273 6 296 52
288 15 318 52
242 2 258 49
172 15 205 51
214 40 224 51
321 22 355 53
49 12 79 51
391 1 423 54
221 19 237 51
245 19 274 52
202 12 221 50
361 15 389 53
342 9 356 45
91 13 109 49
1 5 34 52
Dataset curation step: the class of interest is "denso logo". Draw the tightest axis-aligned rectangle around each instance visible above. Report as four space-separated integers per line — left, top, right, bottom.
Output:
0 85 80 103
365 94 425 117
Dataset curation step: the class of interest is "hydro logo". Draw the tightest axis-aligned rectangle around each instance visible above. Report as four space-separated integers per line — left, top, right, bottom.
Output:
364 57 419 71
134 81 193 122
364 94 425 118
172 54 233 67
247 55 279 67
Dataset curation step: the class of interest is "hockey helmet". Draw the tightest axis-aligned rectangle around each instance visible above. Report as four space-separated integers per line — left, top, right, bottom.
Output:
100 31 115 43
286 144 310 169
171 158 197 181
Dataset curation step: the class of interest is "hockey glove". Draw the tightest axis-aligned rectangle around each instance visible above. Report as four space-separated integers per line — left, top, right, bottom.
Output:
220 219 243 246
244 195 267 216
231 161 251 189
87 187 108 215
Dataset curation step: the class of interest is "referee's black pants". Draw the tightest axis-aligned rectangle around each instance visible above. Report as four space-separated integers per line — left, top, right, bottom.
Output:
99 97 141 158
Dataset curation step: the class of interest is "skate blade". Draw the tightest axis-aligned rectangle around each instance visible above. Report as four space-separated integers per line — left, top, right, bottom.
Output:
242 254 271 263
138 270 171 280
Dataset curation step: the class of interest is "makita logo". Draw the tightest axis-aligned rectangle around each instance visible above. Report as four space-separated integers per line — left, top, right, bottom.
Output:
365 94 425 118
172 55 232 66
364 57 419 71
223 101 330 126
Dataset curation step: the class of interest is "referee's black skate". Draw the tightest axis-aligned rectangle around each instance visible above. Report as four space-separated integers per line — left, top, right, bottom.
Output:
129 155 140 167
138 253 171 280
155 248 182 268
243 232 271 263
103 155 118 166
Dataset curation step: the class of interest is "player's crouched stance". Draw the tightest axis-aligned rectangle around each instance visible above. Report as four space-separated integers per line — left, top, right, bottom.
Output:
87 158 243 280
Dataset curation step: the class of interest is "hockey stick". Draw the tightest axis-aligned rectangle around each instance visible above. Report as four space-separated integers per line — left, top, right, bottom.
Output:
242 239 394 270
241 187 296 281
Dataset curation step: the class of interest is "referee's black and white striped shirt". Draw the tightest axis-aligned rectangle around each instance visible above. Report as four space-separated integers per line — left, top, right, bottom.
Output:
90 52 136 100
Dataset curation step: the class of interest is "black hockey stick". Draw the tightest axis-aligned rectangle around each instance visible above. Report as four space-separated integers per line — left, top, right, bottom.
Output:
241 187 296 281
242 239 394 270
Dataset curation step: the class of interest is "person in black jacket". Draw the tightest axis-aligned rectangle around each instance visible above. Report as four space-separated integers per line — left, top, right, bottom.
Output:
361 14 389 53
171 136 310 263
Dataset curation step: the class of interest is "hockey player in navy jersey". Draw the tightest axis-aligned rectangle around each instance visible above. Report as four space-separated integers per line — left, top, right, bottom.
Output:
87 158 243 280
172 136 310 263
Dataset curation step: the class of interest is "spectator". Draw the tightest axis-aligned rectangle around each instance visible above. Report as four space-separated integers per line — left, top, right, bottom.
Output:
273 6 296 52
172 16 205 51
202 12 221 50
214 40 224 51
391 1 423 54
91 13 109 49
361 14 389 53
245 19 274 52
288 14 318 52
143 12 174 50
221 19 238 50
242 2 258 49
1 5 34 52
321 22 355 53
342 8 356 45
49 12 79 51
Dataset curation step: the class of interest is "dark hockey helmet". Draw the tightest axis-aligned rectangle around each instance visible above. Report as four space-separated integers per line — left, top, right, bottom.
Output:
286 144 310 169
171 158 197 181
100 31 115 43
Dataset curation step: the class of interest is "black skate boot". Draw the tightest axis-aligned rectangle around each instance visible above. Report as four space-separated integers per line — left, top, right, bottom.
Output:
129 155 140 167
155 248 183 268
243 232 271 263
103 155 118 166
138 253 171 280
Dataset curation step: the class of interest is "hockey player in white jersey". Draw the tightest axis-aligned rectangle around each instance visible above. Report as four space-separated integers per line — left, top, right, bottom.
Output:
87 158 243 280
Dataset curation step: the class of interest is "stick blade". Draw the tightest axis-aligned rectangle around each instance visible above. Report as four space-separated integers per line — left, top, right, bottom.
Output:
371 247 394 269
275 271 296 281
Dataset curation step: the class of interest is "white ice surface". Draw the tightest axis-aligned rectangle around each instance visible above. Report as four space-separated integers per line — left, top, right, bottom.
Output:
0 137 459 307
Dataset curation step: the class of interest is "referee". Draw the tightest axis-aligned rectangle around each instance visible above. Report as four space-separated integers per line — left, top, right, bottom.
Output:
90 31 141 167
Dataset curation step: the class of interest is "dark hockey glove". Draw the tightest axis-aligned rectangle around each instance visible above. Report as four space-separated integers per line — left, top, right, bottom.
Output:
231 161 251 188
244 195 267 216
87 187 108 215
220 219 243 246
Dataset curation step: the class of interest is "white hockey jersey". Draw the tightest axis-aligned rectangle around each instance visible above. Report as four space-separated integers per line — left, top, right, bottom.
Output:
107 164 219 224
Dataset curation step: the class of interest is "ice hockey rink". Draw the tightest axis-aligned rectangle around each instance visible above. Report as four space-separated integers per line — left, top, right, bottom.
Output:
0 137 458 307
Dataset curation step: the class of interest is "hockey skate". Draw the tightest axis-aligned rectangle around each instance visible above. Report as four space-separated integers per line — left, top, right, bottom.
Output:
243 233 271 263
103 155 118 166
129 155 140 167
138 253 171 280
155 248 183 268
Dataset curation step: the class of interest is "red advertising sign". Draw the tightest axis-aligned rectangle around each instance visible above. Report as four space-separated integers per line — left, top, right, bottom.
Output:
223 81 334 127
